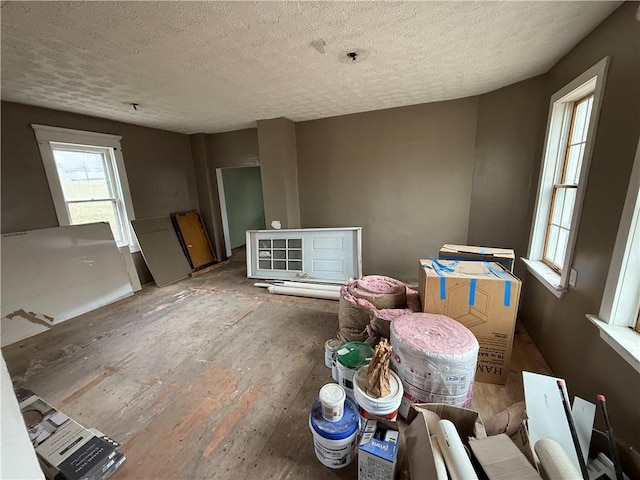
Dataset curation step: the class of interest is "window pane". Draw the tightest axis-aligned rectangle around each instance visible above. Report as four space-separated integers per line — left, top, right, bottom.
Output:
288 239 302 248
53 150 112 201
67 201 123 243
551 189 565 226
570 97 592 145
258 239 271 249
289 250 302 260
273 239 286 248
545 225 560 262
564 144 584 185
273 249 286 260
273 260 287 270
560 188 576 229
555 228 570 267
259 260 271 270
288 261 302 271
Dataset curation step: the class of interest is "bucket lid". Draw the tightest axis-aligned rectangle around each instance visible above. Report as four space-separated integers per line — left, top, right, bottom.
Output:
309 396 359 440
319 383 346 406
353 366 404 412
336 342 374 369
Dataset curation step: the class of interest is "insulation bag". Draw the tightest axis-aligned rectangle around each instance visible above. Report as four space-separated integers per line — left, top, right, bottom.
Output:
338 289 373 342
390 313 479 418
338 276 418 343
348 275 407 309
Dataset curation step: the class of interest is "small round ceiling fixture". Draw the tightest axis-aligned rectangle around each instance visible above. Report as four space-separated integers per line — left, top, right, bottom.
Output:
339 49 368 64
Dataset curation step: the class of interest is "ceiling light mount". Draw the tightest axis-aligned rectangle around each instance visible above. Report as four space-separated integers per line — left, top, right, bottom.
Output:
339 49 368 64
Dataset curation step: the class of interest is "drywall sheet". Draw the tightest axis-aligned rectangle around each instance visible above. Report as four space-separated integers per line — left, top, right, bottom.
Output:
132 216 192 287
1 223 134 347
119 246 142 292
1 354 45 479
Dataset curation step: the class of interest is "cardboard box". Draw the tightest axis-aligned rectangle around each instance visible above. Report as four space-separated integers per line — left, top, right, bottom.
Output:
405 403 486 479
469 434 542 479
419 259 522 384
15 388 126 480
439 244 516 273
358 418 400 480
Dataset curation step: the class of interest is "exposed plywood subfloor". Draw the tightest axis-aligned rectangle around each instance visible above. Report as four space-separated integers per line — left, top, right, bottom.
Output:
2 260 552 480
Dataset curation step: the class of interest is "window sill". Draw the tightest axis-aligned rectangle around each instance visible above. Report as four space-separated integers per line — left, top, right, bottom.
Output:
522 258 566 299
587 314 640 374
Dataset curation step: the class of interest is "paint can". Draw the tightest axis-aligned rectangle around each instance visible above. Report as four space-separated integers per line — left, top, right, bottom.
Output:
309 395 360 469
324 338 341 369
352 365 403 426
335 342 374 394
319 383 346 422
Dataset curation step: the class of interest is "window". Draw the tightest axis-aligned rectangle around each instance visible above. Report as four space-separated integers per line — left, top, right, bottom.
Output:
32 125 137 250
543 94 593 271
524 57 609 298
587 139 640 373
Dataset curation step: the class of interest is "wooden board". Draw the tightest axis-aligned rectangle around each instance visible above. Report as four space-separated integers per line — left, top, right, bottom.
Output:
1 223 134 347
132 216 193 287
172 211 216 270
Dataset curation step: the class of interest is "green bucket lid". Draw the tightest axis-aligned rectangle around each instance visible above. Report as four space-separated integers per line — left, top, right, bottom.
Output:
336 342 374 369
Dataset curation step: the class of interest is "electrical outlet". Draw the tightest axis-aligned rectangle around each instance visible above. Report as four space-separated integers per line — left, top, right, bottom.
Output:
569 268 578 287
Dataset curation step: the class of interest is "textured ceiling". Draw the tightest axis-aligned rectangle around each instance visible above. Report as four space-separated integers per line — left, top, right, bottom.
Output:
1 1 621 134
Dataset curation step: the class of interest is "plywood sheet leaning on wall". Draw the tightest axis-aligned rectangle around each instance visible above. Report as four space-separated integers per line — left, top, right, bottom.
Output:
1 223 134 347
171 211 216 270
132 216 193 287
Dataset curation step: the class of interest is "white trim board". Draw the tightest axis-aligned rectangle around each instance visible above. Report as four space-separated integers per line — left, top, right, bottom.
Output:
216 168 233 258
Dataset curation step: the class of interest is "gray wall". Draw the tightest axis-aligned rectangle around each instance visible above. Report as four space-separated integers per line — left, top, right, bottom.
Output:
257 118 301 229
1 101 199 284
468 75 549 279
296 98 479 281
190 128 260 259
517 3 639 448
221 166 265 248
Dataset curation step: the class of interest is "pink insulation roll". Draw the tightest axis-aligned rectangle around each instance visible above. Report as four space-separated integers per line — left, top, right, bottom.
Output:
390 313 479 418
338 276 422 343
348 275 407 310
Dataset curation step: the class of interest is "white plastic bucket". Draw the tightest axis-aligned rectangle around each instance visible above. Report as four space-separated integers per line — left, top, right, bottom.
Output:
324 339 341 369
309 396 360 469
319 383 346 422
352 366 403 424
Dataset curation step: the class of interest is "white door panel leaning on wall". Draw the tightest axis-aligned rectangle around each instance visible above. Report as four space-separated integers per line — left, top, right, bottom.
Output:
246 227 362 283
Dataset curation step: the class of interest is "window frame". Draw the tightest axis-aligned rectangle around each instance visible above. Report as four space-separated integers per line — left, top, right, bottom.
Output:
542 94 593 272
524 57 609 298
32 124 138 251
587 138 640 373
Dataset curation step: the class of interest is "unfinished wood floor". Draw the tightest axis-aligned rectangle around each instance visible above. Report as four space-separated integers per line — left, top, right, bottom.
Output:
3 260 552 480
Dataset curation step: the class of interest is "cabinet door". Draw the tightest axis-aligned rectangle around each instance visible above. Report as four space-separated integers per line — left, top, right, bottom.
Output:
247 228 361 283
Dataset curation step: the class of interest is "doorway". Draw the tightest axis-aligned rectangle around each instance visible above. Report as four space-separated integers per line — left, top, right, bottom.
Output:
216 166 266 258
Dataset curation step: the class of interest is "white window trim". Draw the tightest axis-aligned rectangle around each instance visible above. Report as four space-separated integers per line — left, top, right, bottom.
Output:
587 138 640 374
32 124 139 252
524 57 609 298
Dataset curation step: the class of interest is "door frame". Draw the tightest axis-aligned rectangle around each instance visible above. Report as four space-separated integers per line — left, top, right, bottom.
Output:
216 164 262 258
216 168 233 258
